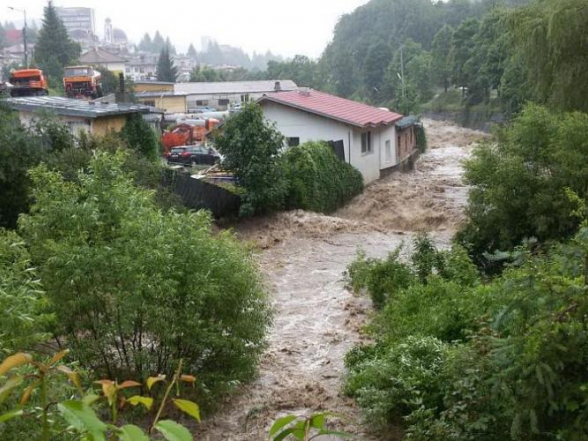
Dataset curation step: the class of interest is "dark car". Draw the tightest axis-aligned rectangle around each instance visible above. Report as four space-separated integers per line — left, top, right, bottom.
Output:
167 145 221 166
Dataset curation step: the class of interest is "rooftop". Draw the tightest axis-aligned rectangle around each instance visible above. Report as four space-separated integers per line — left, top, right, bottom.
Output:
175 80 297 96
80 47 127 64
3 96 161 118
258 89 403 128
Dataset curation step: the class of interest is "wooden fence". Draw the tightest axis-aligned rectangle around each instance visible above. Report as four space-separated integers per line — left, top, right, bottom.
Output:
163 170 241 218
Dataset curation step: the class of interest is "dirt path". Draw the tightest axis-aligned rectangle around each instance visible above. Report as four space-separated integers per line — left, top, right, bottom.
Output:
196 120 485 440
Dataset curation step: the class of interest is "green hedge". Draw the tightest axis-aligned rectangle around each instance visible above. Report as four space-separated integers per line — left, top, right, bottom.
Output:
282 141 364 213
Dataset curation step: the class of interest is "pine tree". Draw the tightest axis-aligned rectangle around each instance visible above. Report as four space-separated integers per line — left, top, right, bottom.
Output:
165 37 176 55
138 33 152 52
0 23 6 49
187 43 197 59
156 47 178 82
152 31 165 53
34 1 80 69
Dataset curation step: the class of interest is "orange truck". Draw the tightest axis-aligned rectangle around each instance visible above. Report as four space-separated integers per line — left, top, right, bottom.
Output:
63 66 103 99
8 69 49 97
161 119 221 157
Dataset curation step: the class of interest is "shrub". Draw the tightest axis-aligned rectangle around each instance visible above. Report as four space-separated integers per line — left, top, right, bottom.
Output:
345 336 450 430
457 104 588 264
282 141 364 213
0 230 49 354
19 152 271 405
215 102 287 216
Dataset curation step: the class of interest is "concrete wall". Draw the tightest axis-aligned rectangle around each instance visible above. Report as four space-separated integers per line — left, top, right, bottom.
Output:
19 111 128 137
261 101 395 184
187 92 265 111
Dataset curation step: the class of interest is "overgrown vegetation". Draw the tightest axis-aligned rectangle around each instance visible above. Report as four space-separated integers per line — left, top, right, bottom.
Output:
457 104 588 266
282 142 363 213
19 153 270 404
345 230 588 439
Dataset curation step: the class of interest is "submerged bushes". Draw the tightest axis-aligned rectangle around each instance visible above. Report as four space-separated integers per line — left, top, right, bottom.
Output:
282 141 364 213
19 152 271 404
345 232 588 440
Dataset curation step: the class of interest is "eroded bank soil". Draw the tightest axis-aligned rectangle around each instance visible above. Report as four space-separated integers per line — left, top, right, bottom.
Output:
196 120 485 440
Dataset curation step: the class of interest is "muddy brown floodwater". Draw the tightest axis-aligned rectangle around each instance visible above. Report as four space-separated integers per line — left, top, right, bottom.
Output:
196 120 486 440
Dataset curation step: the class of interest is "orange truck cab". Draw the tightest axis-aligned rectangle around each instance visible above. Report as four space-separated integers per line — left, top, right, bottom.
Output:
8 69 49 97
63 66 103 99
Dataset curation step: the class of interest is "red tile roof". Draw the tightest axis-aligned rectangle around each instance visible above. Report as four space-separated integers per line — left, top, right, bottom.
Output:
6 30 22 45
259 89 403 128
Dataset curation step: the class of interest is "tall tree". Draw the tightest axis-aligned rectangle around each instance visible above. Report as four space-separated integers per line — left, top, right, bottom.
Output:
152 31 165 52
0 23 6 50
187 43 197 59
34 0 81 77
138 33 152 52
450 18 480 99
509 0 588 112
431 25 454 92
165 36 176 55
156 46 178 82
363 42 393 102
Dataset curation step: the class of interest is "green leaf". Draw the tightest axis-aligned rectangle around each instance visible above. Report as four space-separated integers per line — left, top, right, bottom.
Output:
127 395 154 410
317 429 353 438
273 427 305 441
172 398 201 422
0 409 23 423
119 424 149 441
58 400 107 441
310 413 326 430
0 376 23 404
269 415 297 437
82 394 101 406
154 420 193 441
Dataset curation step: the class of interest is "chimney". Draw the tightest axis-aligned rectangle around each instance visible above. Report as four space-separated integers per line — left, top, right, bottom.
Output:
274 81 282 92
298 87 311 97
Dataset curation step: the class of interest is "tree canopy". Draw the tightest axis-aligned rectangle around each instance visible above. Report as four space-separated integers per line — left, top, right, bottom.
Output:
156 46 178 82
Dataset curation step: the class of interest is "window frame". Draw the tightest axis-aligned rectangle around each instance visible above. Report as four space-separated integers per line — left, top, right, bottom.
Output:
361 131 372 155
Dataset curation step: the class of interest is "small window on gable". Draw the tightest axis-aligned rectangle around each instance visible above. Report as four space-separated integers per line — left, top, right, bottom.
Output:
287 137 300 147
361 131 372 154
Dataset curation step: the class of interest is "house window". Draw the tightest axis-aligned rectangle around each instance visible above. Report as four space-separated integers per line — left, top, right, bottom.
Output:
287 137 300 147
143 100 156 107
196 100 209 106
240 94 250 103
361 131 372 154
385 139 392 163
218 99 230 106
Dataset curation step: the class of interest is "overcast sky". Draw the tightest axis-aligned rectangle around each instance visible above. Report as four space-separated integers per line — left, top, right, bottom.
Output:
6 0 370 58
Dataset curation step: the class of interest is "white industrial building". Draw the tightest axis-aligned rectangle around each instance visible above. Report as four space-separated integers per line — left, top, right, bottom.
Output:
174 80 297 111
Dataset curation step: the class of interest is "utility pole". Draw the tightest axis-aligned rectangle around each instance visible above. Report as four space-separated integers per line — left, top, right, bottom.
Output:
396 45 406 100
8 7 28 68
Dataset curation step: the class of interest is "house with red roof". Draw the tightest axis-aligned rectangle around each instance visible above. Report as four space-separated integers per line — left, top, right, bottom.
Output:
258 88 416 184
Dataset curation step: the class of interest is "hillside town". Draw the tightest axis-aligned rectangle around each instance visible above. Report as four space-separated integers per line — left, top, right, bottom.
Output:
1 0 587 440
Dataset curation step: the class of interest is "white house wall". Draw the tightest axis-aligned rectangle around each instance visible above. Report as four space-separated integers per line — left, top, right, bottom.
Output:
261 101 398 184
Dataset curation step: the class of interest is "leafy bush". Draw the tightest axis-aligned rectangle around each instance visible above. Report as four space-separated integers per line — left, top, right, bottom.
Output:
457 104 588 264
20 152 271 404
215 102 287 216
346 228 588 439
282 141 364 213
345 336 450 430
0 230 49 354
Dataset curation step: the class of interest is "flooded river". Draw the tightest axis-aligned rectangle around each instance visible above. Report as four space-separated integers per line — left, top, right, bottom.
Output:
196 120 485 440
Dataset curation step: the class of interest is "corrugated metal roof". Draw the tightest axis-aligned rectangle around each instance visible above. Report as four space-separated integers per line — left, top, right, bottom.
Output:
175 80 297 96
396 115 420 129
80 48 127 64
137 91 188 98
258 90 403 128
3 96 161 118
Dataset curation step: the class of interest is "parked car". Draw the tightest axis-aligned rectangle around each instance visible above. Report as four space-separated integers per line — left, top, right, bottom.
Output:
167 145 221 166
